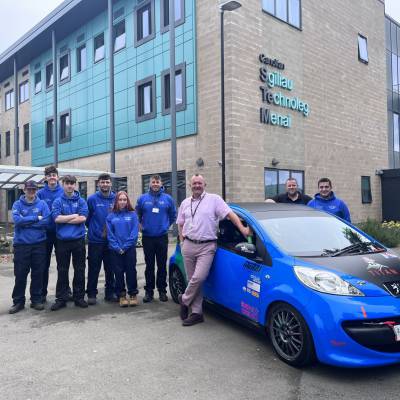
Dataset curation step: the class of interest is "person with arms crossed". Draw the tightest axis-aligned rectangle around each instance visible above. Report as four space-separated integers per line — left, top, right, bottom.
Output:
51 175 89 311
177 174 250 326
9 180 50 314
136 175 176 303
106 191 139 307
308 177 351 222
86 173 116 305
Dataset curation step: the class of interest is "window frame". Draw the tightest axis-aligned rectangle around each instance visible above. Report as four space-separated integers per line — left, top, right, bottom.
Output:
59 50 71 84
261 0 302 30
161 62 186 115
45 61 54 91
5 89 14 111
134 0 155 47
358 34 369 64
19 80 29 104
160 0 185 33
361 176 372 204
94 32 105 64
113 19 126 53
59 109 72 144
45 117 54 147
76 44 87 73
135 75 156 122
34 71 42 94
23 123 30 151
264 168 305 198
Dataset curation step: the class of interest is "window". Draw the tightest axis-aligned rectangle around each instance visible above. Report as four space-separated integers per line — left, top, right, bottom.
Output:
136 75 156 122
394 113 399 153
23 123 29 151
262 0 301 29
46 118 54 147
114 20 126 52
79 181 88 200
19 81 29 103
6 131 10 157
94 33 105 63
7 189 23 210
361 176 372 204
5 90 14 110
135 0 155 47
59 52 70 82
265 168 305 198
142 170 186 205
358 34 368 64
162 63 186 114
113 177 127 192
46 62 53 89
77 44 87 72
60 111 71 143
161 0 185 32
34 71 42 94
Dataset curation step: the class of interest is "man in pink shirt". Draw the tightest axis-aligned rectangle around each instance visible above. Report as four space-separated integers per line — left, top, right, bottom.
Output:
177 174 250 326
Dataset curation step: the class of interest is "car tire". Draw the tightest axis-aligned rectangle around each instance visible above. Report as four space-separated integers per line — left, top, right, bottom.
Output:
268 302 316 367
169 264 186 304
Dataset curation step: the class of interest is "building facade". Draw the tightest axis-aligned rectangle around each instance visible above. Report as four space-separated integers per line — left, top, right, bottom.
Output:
0 0 390 222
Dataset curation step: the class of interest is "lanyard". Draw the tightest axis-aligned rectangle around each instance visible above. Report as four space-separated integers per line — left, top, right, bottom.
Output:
190 194 205 220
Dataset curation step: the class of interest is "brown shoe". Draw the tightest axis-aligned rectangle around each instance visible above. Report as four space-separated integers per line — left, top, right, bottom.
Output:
119 296 128 307
182 313 204 326
178 294 189 321
128 295 138 306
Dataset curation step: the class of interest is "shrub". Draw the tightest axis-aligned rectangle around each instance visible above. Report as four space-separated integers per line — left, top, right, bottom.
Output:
358 219 400 248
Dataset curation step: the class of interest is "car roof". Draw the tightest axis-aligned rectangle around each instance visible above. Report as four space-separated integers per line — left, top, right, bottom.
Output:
229 202 327 220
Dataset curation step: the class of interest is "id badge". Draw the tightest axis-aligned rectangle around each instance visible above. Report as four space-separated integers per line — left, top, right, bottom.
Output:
152 208 160 213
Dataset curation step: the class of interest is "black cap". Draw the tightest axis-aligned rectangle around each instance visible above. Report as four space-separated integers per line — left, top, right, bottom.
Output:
24 180 38 190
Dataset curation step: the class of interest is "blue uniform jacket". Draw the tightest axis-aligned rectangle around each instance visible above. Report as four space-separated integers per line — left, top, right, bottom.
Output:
52 191 89 240
37 183 64 232
106 210 138 252
308 192 351 223
86 191 116 243
12 195 51 245
136 188 176 237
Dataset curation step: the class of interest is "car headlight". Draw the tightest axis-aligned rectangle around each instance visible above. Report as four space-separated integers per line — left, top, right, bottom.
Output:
294 266 364 296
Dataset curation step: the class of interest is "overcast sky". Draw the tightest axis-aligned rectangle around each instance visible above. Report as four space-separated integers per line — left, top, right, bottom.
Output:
0 0 400 54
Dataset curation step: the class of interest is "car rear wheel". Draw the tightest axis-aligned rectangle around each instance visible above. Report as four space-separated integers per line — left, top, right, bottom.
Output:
268 302 316 367
169 264 186 304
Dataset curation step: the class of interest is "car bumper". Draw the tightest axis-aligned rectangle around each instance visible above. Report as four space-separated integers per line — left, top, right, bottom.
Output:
303 294 400 367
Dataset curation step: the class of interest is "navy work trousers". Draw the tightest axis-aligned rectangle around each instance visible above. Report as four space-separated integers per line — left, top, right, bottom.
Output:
142 234 168 295
86 242 115 298
111 246 138 297
12 242 46 305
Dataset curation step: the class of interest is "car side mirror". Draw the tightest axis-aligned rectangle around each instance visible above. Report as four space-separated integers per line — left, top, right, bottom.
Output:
235 242 257 258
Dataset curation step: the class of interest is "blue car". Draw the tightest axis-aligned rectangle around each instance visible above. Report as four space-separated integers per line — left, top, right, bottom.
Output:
168 203 400 368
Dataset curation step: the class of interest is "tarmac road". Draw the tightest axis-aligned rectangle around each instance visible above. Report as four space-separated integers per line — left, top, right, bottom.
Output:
1 246 400 400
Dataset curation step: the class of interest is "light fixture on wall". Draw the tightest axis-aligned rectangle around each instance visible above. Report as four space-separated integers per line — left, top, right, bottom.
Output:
196 158 205 168
271 158 280 166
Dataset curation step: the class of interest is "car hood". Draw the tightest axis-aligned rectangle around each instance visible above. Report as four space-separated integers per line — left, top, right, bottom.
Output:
298 250 400 297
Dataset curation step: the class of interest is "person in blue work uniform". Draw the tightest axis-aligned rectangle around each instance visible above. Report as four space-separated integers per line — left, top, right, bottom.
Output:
86 173 116 305
9 180 51 314
37 165 70 303
136 175 176 303
50 175 89 311
106 191 139 307
308 177 351 222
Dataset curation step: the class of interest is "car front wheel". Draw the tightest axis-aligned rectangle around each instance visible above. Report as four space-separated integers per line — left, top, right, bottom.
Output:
169 264 186 304
268 302 316 367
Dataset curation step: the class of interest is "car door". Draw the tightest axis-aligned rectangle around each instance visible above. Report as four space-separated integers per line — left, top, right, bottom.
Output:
203 217 271 323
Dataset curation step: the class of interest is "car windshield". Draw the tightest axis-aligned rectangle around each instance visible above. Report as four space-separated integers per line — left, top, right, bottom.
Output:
258 212 383 257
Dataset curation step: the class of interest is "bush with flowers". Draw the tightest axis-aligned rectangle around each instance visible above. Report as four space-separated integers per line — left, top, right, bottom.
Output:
358 219 400 248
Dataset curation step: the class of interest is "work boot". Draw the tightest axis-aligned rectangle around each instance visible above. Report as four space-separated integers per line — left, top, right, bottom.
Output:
128 295 138 306
159 292 168 302
119 296 129 307
87 297 97 306
143 292 153 303
182 313 204 327
104 294 119 303
30 303 45 311
178 294 189 321
51 300 66 311
9 303 25 314
74 299 88 308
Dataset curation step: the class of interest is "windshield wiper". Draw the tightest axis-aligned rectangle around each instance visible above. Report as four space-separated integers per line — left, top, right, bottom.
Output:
322 242 384 257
